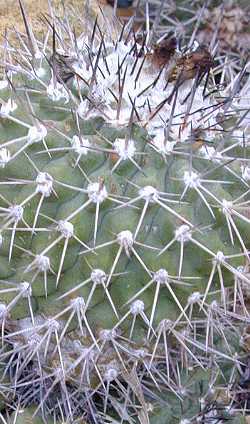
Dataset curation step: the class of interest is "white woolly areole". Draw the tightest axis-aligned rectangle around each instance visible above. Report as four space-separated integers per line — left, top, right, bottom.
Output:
27 125 47 143
113 138 136 160
180 419 191 424
221 199 233 215
210 300 218 310
158 319 172 331
35 172 53 197
175 225 192 243
75 34 89 51
77 100 89 118
0 234 3 248
35 67 46 78
20 282 32 298
6 65 22 78
0 303 7 318
103 41 135 80
139 185 159 202
183 170 201 188
99 328 117 341
70 297 85 309
27 333 42 348
0 80 8 90
91 84 107 104
241 165 250 181
132 348 148 359
117 230 134 251
188 291 201 304
153 269 169 284
232 129 250 147
58 220 74 238
0 99 17 117
214 250 225 264
71 135 90 155
152 132 176 155
8 205 24 222
35 255 50 272
0 148 10 168
87 182 108 204
73 341 96 359
104 366 119 382
46 80 69 103
34 50 43 60
200 146 222 163
130 300 145 315
237 265 245 274
91 269 106 285
108 107 132 127
46 318 60 332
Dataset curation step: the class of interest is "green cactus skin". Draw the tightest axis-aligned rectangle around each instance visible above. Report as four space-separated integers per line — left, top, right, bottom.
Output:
0 0 249 423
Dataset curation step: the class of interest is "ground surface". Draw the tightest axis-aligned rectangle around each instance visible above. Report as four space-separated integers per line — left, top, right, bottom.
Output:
0 0 97 41
0 0 53 38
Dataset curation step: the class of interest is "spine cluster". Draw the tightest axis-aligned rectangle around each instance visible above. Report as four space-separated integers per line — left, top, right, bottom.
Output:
0 1 249 423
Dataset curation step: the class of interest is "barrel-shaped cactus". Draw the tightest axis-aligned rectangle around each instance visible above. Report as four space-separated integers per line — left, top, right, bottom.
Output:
0 1 249 422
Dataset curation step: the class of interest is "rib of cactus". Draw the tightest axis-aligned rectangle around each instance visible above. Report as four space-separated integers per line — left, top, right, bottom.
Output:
0 1 249 423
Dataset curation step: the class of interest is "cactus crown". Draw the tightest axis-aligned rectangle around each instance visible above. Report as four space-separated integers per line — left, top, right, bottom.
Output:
0 0 249 423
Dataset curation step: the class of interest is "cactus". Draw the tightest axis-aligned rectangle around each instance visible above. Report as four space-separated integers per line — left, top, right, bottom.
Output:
142 0 250 70
0 0 249 422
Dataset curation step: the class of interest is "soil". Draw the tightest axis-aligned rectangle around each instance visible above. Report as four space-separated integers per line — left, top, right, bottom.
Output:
0 0 55 38
0 0 99 41
0 0 132 43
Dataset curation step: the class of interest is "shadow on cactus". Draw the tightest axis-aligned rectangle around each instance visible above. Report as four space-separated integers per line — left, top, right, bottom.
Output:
0 0 249 422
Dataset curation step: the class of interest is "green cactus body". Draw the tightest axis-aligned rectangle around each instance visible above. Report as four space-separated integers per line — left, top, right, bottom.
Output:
0 1 249 423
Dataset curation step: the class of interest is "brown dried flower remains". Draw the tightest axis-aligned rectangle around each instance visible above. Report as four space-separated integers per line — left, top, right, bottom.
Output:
168 46 214 84
151 37 177 68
